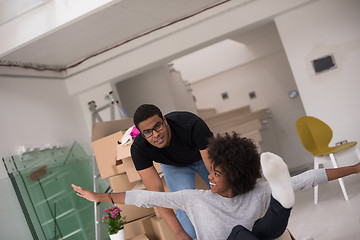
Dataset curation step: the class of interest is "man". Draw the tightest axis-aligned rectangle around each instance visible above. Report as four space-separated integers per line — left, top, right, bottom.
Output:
130 104 213 240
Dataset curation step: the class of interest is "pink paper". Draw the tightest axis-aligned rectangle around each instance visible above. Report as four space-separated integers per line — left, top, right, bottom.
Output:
130 126 140 139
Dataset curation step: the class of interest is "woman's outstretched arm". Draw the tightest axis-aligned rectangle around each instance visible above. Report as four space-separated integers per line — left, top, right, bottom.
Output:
325 162 360 181
71 184 125 204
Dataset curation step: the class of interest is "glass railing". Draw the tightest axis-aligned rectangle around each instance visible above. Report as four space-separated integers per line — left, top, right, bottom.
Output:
2 142 113 240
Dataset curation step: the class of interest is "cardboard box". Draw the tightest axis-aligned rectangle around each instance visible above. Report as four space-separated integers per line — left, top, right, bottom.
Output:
109 173 155 222
115 157 131 174
195 172 209 190
117 204 155 222
116 142 162 183
122 157 141 182
108 173 138 192
124 215 156 240
153 206 161 219
92 130 125 178
117 143 132 160
127 234 149 240
154 162 162 175
150 216 176 240
121 158 163 183
91 119 133 178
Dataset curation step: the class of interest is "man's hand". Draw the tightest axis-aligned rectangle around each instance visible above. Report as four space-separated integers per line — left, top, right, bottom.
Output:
72 184 98 202
174 230 192 240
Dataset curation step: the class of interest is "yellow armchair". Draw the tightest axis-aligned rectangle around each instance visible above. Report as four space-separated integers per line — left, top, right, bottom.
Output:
296 116 360 203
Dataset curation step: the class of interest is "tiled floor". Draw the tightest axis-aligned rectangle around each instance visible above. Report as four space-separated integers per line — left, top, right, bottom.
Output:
287 173 360 240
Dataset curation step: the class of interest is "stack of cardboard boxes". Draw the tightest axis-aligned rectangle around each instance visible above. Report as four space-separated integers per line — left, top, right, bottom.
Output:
91 119 176 240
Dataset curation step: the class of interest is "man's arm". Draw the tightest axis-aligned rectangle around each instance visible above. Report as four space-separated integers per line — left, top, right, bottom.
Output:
326 162 360 181
138 166 192 240
200 149 211 172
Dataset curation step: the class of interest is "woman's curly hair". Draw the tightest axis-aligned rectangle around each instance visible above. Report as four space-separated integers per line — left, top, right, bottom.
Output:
207 132 261 195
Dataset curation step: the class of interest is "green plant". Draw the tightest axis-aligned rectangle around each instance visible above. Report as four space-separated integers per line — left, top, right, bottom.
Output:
102 206 126 235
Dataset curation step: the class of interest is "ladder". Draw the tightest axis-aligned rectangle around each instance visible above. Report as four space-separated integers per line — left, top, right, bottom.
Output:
88 91 127 240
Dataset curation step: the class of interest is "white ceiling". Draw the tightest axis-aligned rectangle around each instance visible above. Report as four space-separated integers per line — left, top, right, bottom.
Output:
0 0 222 69
0 0 50 25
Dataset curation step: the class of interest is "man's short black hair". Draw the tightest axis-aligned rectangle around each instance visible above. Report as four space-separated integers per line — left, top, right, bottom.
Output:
133 104 163 130
207 132 261 195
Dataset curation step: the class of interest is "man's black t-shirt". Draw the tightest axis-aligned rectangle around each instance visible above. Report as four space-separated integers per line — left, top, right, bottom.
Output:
131 111 213 171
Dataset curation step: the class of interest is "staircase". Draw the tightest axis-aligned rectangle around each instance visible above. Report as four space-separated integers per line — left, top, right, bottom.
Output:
198 106 270 151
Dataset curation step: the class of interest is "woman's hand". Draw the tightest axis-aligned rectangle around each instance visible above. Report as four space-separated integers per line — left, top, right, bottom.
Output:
354 162 360 173
326 161 360 181
72 184 98 202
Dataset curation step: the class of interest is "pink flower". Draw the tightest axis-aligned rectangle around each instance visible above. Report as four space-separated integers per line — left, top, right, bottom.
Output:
102 206 126 235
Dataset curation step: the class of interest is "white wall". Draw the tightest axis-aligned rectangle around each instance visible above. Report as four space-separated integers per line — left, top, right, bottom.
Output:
0 76 90 239
275 0 360 165
0 178 32 240
172 39 251 83
191 49 308 170
172 23 286 84
115 65 197 117
116 65 176 117
174 22 308 170
166 70 198 114
0 77 90 158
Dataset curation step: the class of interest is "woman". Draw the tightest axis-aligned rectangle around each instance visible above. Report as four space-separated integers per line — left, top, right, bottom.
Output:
72 133 360 240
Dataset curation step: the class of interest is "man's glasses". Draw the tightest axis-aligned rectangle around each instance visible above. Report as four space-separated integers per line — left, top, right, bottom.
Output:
141 119 165 138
